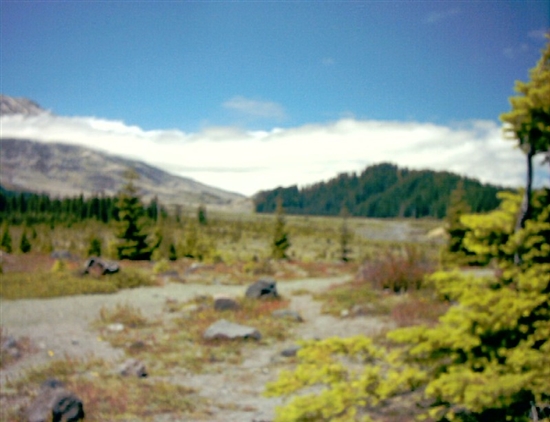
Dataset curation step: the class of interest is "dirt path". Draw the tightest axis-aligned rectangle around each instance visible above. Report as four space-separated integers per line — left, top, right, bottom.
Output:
1 275 393 421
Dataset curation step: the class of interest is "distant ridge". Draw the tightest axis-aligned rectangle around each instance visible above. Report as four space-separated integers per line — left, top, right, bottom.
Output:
254 163 506 218
0 138 247 208
0 94 47 116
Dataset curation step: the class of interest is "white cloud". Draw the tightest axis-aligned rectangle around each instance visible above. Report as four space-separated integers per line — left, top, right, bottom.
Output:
424 8 460 24
1 113 546 196
503 43 529 59
222 96 286 120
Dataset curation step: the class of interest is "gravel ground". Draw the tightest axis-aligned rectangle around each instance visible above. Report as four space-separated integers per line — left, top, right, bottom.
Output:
1 275 394 421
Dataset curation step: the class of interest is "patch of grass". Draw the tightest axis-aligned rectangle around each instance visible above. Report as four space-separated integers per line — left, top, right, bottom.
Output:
3 356 200 421
0 271 118 299
314 281 390 316
0 267 156 300
390 294 449 327
97 302 151 328
97 294 295 374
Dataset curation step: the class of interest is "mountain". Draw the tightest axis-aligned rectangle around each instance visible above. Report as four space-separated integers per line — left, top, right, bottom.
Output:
254 163 506 218
1 94 47 116
0 138 247 208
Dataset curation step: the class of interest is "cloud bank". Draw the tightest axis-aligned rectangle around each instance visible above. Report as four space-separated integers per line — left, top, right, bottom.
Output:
1 113 547 196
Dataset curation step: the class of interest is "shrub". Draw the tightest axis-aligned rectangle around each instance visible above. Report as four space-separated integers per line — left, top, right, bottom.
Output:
356 245 434 292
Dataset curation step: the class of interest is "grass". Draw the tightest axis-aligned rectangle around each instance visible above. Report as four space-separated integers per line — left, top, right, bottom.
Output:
96 294 296 375
1 356 201 421
0 268 156 300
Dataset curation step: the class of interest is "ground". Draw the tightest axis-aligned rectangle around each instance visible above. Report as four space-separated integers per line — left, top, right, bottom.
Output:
1 273 394 421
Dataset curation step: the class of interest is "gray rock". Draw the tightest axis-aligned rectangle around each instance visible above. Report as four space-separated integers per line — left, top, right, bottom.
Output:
50 250 74 261
119 358 147 377
245 278 278 299
82 257 119 276
214 296 240 311
272 309 303 322
203 319 261 341
26 379 84 422
281 345 301 357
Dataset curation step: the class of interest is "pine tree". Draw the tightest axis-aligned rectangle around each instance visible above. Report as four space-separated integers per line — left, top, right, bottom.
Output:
114 169 155 260
19 230 31 253
500 35 550 232
1 225 12 253
271 199 290 260
339 206 352 262
88 236 102 257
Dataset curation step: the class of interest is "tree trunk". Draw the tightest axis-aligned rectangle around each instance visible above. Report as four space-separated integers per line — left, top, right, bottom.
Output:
514 143 534 265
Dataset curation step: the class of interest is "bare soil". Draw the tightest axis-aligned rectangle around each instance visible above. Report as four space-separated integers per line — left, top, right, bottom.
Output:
1 275 394 421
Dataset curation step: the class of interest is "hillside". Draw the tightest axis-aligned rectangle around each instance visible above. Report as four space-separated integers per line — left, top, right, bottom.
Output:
0 138 246 208
254 163 506 218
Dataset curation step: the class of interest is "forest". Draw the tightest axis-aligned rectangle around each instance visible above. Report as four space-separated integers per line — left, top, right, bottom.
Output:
254 163 504 218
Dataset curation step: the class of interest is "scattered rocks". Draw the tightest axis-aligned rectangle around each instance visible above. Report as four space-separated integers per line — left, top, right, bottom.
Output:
26 379 84 422
271 309 303 322
119 358 147 377
245 278 278 299
82 257 119 276
214 296 240 311
1 334 21 359
203 319 261 341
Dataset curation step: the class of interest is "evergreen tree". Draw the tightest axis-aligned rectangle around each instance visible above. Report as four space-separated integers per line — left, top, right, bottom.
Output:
500 36 550 232
271 199 291 260
1 225 12 253
88 236 102 257
114 169 155 260
339 206 352 262
19 230 31 253
443 180 476 265
197 204 208 226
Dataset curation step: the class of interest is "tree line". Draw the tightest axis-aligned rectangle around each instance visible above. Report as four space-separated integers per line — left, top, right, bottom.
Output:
0 185 164 225
254 163 504 218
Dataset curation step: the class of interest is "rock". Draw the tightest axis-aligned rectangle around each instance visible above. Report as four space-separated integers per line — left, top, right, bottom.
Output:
203 319 261 341
214 296 240 311
281 345 301 357
26 379 84 422
107 323 125 332
245 278 278 299
351 304 375 316
119 358 147 377
340 309 350 318
271 309 303 322
82 257 119 276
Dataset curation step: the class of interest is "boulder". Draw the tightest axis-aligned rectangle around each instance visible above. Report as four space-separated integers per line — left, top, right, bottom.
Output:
26 379 84 422
214 296 240 311
245 278 278 299
280 345 301 357
203 319 261 341
271 309 303 322
119 358 147 377
82 257 119 276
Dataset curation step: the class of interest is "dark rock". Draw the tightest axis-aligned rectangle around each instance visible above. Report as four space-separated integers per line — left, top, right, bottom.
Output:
214 296 240 311
245 278 278 299
272 309 303 322
203 319 261 341
26 379 84 422
281 345 301 357
119 358 147 377
82 257 119 276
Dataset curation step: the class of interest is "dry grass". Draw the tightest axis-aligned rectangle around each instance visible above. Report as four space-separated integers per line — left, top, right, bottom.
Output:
389 294 450 327
96 294 295 375
2 356 201 421
356 245 435 292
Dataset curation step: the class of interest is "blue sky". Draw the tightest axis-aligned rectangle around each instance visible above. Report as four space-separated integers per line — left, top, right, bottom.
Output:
1 1 549 196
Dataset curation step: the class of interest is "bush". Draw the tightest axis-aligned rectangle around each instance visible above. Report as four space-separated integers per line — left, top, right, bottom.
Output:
356 245 435 292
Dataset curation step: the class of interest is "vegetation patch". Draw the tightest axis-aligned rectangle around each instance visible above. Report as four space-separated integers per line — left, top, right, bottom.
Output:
2 356 201 421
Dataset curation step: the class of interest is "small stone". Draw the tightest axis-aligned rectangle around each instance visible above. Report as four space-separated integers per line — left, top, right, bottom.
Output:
119 358 147 377
203 319 261 341
272 309 303 322
281 345 301 357
340 309 350 318
214 296 240 311
107 323 125 332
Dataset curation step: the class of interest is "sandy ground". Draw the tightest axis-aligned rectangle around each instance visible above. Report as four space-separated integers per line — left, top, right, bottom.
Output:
1 275 394 421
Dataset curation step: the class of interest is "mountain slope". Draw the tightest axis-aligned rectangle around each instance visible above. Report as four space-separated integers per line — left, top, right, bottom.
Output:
1 94 47 116
0 138 245 207
254 163 506 218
